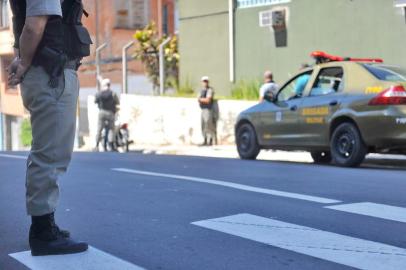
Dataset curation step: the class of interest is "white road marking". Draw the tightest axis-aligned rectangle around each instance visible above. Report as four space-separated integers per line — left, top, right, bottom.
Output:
9 246 146 270
0 154 26 160
112 168 341 204
192 213 406 270
326 202 406 223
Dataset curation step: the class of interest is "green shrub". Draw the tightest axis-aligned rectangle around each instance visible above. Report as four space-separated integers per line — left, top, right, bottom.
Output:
231 79 261 100
20 118 32 147
164 77 195 97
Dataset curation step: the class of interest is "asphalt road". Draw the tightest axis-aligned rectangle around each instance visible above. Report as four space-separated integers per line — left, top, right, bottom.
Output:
1 151 406 270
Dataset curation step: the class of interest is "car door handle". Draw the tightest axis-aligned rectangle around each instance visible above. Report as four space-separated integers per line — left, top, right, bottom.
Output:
329 100 338 106
290 105 298 111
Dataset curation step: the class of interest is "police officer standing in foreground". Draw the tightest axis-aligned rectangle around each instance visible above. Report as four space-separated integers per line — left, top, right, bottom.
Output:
95 78 120 151
198 76 217 146
8 0 91 256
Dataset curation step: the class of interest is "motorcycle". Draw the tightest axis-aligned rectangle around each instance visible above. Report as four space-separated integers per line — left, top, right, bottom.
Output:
101 119 133 152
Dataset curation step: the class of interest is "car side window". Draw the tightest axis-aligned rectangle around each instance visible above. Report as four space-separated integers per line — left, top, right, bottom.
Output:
277 71 312 102
310 67 344 97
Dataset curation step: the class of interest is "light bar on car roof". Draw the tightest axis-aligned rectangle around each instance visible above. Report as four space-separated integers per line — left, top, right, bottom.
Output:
311 51 383 64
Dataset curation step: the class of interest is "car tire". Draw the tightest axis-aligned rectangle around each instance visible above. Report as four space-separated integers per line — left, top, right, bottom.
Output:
236 123 260 160
330 122 367 167
311 151 332 164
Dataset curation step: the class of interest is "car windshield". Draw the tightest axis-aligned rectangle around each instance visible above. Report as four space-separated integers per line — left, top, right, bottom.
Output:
363 64 406 82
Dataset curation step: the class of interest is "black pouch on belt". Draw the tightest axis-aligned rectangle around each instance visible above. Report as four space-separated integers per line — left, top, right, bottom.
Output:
33 46 67 88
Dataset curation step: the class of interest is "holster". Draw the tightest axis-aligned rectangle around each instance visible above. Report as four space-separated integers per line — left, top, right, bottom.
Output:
32 46 68 88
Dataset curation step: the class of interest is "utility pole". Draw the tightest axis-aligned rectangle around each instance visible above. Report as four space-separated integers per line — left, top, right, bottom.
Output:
95 0 99 48
122 41 135 94
95 0 101 92
228 0 235 83
159 37 171 95
96 43 107 92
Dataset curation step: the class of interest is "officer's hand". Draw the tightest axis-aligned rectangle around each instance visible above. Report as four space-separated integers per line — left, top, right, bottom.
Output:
6 57 19 75
8 60 29 86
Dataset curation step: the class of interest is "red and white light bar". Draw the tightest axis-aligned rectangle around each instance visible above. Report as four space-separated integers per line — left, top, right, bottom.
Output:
311 51 384 64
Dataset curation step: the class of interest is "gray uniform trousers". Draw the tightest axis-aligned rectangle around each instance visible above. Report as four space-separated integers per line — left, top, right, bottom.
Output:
96 110 115 145
20 66 79 216
201 108 216 142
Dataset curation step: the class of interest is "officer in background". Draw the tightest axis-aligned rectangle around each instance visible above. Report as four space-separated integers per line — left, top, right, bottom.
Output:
8 0 89 256
198 76 217 146
259 71 279 102
294 64 311 97
95 78 120 151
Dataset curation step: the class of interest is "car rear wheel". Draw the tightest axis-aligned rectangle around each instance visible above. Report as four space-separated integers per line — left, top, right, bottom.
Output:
311 151 332 164
236 123 260 160
330 123 367 167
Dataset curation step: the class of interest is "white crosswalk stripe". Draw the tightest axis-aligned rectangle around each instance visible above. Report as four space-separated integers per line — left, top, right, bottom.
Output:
9 246 146 270
326 202 406 223
193 213 406 270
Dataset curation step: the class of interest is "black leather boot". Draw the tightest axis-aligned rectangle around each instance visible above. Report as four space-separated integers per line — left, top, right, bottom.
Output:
49 213 70 238
29 213 88 256
199 137 208 147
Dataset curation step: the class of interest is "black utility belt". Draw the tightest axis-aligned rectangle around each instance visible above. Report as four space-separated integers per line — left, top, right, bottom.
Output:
32 46 80 87
64 60 80 70
33 60 79 70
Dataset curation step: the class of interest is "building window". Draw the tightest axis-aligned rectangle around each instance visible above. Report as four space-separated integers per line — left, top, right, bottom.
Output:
237 0 291 9
0 0 9 28
174 0 179 32
115 0 149 29
162 4 169 36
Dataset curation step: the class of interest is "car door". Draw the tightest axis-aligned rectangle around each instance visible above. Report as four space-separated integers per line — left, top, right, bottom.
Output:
260 71 312 146
298 66 346 146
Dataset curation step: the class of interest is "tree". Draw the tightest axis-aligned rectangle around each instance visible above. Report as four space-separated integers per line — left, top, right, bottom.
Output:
133 23 179 94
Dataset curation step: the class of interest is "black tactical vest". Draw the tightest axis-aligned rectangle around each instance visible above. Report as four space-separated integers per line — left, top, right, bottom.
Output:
9 0 91 60
97 90 118 113
199 88 214 109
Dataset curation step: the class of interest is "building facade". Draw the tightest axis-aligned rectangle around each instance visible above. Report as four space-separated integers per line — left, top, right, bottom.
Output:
80 0 176 91
178 0 406 96
0 0 25 151
0 0 177 150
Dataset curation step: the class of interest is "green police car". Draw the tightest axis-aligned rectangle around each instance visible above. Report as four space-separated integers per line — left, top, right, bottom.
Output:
235 52 406 167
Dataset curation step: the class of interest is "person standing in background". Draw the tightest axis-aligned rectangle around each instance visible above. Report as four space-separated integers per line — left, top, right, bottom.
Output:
294 64 311 97
198 76 217 146
259 71 279 102
94 78 120 151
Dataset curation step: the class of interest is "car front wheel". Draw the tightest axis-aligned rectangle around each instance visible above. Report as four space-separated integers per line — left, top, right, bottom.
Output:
236 123 260 160
330 123 367 167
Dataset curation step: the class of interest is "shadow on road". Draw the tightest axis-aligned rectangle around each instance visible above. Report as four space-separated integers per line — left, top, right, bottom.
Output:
264 158 406 171
362 158 406 171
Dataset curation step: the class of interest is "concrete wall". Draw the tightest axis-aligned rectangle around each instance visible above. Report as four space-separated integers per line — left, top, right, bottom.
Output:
87 94 255 146
178 0 230 95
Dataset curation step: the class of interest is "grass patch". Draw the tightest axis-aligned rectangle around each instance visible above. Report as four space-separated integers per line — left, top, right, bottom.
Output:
231 79 261 101
20 118 32 147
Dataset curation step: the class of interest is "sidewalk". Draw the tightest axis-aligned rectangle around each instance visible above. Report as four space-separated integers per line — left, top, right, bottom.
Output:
132 144 314 163
127 144 406 167
79 141 406 167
